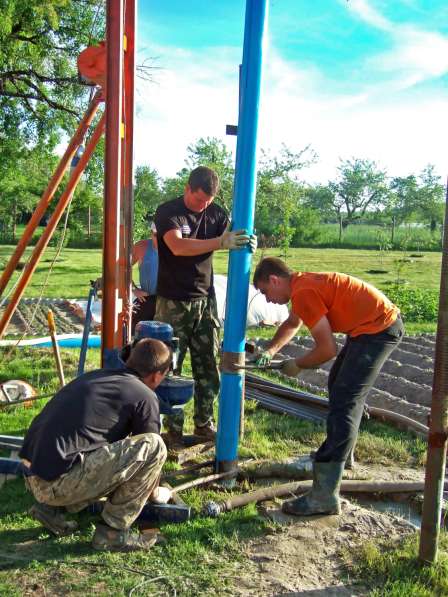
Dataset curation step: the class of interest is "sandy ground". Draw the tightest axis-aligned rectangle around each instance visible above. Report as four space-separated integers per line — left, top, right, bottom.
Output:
231 498 415 596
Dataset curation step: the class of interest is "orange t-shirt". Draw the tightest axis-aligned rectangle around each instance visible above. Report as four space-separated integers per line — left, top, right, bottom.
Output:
290 272 399 337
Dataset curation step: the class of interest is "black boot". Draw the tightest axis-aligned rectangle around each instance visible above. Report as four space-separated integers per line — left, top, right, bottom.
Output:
282 461 344 516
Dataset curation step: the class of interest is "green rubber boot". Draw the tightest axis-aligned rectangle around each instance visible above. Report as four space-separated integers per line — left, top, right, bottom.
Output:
282 461 344 516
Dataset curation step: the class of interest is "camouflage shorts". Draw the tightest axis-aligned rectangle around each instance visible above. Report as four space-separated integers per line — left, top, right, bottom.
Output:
155 295 220 433
26 433 166 530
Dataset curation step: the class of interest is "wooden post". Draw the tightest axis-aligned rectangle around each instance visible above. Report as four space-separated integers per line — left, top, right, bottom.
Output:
418 179 448 563
47 310 65 388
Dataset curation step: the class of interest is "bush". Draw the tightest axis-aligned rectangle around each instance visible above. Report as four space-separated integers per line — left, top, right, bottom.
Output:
67 232 102 249
385 286 439 322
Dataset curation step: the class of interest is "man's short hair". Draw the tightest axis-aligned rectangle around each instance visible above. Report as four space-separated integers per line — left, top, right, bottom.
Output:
188 166 220 196
126 338 172 377
253 257 292 288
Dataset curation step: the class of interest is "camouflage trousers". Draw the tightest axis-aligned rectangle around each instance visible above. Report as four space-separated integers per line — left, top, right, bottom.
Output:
25 433 166 530
155 295 220 434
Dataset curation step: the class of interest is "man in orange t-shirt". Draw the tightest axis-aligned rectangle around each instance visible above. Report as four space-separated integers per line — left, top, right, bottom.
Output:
253 257 403 517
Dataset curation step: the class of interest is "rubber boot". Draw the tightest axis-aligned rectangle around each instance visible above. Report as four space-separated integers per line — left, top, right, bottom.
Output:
282 461 345 516
345 445 356 470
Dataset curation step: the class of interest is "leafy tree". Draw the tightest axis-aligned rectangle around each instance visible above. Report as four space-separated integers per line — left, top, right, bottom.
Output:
184 137 235 211
134 166 162 239
387 175 419 224
255 144 318 249
291 207 322 246
0 143 58 240
302 184 337 222
416 165 445 233
161 174 188 202
328 158 389 228
0 0 104 146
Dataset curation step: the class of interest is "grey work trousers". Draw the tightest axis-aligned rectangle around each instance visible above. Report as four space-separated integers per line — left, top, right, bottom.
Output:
315 316 404 463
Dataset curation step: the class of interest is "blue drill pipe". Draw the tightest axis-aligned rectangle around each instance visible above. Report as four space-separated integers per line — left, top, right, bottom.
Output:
77 284 96 376
216 0 268 473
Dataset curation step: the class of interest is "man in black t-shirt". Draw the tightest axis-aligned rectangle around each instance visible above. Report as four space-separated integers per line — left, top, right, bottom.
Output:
20 339 172 552
154 166 256 445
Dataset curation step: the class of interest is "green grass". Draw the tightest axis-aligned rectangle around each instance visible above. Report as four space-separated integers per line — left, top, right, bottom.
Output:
347 532 448 596
0 345 436 595
314 223 443 252
0 245 442 298
0 242 444 593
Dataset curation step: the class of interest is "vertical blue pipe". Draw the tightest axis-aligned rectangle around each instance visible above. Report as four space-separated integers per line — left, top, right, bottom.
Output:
216 0 268 471
77 286 95 376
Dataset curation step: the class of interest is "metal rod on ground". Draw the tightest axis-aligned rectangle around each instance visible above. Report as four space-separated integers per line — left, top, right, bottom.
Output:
245 387 327 422
172 469 238 494
161 459 215 480
203 479 448 517
216 0 269 474
419 178 448 564
0 394 54 409
47 310 65 388
246 374 428 436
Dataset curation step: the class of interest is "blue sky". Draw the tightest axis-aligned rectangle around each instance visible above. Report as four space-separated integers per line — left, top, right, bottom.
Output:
134 0 448 183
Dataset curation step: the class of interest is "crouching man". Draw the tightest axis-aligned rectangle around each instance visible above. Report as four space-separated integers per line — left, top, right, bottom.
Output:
19 338 171 552
253 257 404 517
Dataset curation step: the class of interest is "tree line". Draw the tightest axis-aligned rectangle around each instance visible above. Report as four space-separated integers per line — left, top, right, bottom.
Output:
0 2 445 251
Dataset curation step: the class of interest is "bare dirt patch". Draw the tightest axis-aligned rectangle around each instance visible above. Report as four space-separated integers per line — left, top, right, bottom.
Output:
231 499 415 596
1 298 86 336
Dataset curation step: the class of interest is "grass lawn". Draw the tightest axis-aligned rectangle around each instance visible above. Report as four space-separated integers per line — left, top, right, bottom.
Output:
0 347 444 595
0 245 442 299
0 244 445 593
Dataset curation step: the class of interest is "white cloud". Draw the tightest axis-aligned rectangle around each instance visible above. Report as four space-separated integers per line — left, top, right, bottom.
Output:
347 0 448 90
346 0 393 32
133 39 448 186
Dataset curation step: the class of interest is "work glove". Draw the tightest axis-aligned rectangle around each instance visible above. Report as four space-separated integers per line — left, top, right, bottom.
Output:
280 359 302 377
255 350 273 367
219 224 251 250
150 486 172 504
249 233 257 253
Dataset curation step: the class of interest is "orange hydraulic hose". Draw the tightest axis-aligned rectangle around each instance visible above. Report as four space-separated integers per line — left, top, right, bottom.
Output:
0 115 105 340
0 91 102 298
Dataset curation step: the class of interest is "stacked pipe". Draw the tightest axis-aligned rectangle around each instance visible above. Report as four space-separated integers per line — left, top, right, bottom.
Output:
245 372 429 437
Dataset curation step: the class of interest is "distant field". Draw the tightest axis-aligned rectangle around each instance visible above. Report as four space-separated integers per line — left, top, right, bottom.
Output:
0 245 442 299
311 222 443 251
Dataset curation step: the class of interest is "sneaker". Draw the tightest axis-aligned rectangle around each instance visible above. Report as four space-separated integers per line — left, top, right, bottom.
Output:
194 423 216 441
29 503 79 536
92 523 161 552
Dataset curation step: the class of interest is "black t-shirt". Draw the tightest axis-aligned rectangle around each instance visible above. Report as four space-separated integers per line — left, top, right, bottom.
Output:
155 197 228 300
19 368 160 481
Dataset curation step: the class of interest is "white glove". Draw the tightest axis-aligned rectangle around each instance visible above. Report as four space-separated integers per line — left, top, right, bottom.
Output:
280 359 302 377
219 225 251 250
249 234 257 253
150 486 172 504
